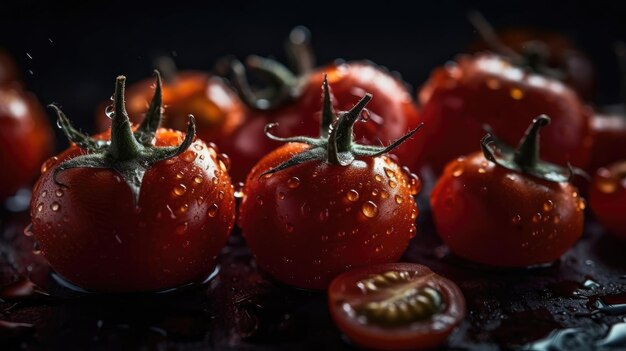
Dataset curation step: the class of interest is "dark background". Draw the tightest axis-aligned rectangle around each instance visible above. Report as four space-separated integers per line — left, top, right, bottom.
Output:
2 0 626 150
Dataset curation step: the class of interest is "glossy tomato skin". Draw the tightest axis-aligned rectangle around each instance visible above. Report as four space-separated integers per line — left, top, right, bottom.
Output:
31 128 235 292
221 61 423 183
419 54 593 175
431 153 585 267
238 143 420 290
589 162 626 239
328 263 465 351
0 84 53 199
587 113 626 172
96 71 246 146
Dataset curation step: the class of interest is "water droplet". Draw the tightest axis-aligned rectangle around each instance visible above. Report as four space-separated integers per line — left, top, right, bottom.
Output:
577 198 586 211
234 182 244 199
194 144 204 151
553 215 561 224
36 203 43 212
388 180 397 188
175 222 188 235
345 189 359 202
511 215 522 225
50 202 60 211
380 191 389 199
361 201 378 218
176 171 185 179
285 223 294 232
384 167 395 178
478 167 486 174
278 192 286 200
372 188 379 196
180 150 197 162
360 108 371 122
543 200 554 212
452 162 464 177
486 78 501 90
321 235 329 241
208 203 219 217
193 175 203 184
173 184 187 196
41 190 47 198
104 104 114 119
319 208 329 222
217 153 231 171
287 177 300 188
314 259 322 265
179 204 189 213
218 190 225 199
255 196 264 205
55 189 64 197
532 213 542 223
386 227 394 235
395 195 403 204
212 177 219 185
375 174 383 182
408 173 421 195
410 208 417 220
510 87 524 100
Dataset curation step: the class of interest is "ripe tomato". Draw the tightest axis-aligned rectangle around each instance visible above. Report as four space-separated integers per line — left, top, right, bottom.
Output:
238 77 422 290
590 162 626 239
95 67 246 151
467 12 595 100
31 74 235 292
0 84 53 200
328 263 465 350
419 53 593 175
588 112 626 172
219 27 422 183
431 116 585 267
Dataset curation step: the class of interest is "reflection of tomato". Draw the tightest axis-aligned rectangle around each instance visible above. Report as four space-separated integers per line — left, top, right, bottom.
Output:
0 49 18 84
587 113 626 172
239 80 421 290
590 162 626 240
328 263 465 351
96 71 246 149
0 84 53 199
431 116 585 267
33 76 235 292
419 53 593 175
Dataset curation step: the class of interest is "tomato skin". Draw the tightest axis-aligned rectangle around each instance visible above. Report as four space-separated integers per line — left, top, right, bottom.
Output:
587 113 626 172
430 152 584 267
589 162 626 239
238 143 419 290
418 54 593 175
328 263 465 351
220 61 423 183
0 84 53 199
30 128 235 292
96 71 246 148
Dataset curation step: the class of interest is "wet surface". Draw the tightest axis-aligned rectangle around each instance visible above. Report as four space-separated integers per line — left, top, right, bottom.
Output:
1 203 625 350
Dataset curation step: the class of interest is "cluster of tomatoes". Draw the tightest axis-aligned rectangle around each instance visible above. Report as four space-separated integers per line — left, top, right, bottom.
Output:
1 21 625 350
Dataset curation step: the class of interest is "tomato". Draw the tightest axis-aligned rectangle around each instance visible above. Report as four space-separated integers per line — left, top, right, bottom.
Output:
0 84 53 200
467 11 595 100
31 74 235 292
590 162 626 239
418 53 593 175
431 115 585 267
95 68 246 153
588 113 626 172
238 77 422 290
328 263 465 350
219 27 422 183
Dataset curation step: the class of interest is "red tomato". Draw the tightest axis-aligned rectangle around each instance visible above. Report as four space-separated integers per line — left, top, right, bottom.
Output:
219 28 422 183
587 112 626 172
590 162 626 239
431 116 585 267
328 263 465 351
31 75 235 292
0 84 53 200
419 53 593 175
95 70 246 150
238 78 422 290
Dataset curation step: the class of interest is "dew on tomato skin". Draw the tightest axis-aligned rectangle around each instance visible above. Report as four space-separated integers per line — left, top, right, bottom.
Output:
287 177 301 189
510 87 524 100
173 184 187 196
532 213 542 223
300 202 310 216
361 201 378 218
478 167 487 174
193 175 203 184
381 191 389 199
50 202 60 212
255 196 264 206
451 163 464 177
337 231 346 238
234 182 244 199
278 192 286 200
206 203 219 218
375 174 383 182
553 215 561 224
577 198 586 211
359 108 371 122
179 204 189 214
408 174 421 195
194 144 204 151
23 223 34 237
176 171 185 179
345 189 359 202
175 222 188 235
319 208 329 222
543 200 554 212
388 180 397 188
41 190 47 198
55 189 64 197
511 215 522 225
40 156 58 174
180 150 197 162
395 195 403 204
218 190 225 200
217 153 231 171
313 259 322 265
384 167 396 179
372 188 379 196
410 208 417 220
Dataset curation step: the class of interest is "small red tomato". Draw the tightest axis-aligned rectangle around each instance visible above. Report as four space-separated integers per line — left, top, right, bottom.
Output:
219 27 422 183
0 84 53 200
328 263 465 351
590 162 626 239
31 74 235 292
588 112 626 172
431 116 585 267
238 77 422 290
467 11 595 100
419 53 593 174
96 66 246 150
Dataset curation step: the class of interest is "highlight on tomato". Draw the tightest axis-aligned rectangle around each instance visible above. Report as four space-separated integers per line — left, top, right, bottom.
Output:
238 76 423 290
430 115 585 267
590 161 626 240
31 72 235 292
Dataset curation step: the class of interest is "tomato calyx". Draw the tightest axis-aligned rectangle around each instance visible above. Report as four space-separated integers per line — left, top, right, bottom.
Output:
259 76 423 176
468 11 565 80
217 26 315 110
49 72 197 205
481 115 585 183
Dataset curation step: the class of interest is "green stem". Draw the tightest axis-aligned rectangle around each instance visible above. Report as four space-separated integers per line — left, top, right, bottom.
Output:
327 93 372 164
286 26 315 75
108 76 143 161
320 75 334 138
513 115 550 170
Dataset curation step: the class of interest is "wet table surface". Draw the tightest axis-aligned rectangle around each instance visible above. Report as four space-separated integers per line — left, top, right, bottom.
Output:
1 202 626 351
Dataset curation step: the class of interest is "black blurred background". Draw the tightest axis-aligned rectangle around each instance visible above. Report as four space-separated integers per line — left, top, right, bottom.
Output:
2 0 626 150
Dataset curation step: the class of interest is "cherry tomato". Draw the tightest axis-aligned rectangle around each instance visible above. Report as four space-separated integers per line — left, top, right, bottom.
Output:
588 112 626 172
96 69 246 150
467 12 595 100
219 27 422 183
0 84 53 200
328 263 465 351
590 162 626 239
431 116 585 267
419 53 593 175
31 74 235 292
238 78 422 290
